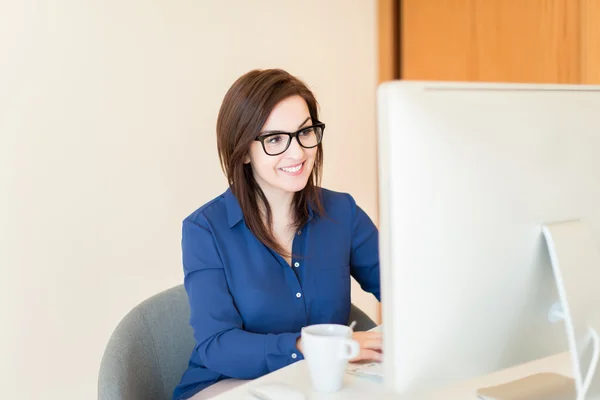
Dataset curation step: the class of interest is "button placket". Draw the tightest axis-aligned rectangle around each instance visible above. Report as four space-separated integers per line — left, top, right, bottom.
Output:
290 224 308 325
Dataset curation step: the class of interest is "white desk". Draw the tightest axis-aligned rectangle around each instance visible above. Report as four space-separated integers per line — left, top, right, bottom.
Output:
212 351 573 399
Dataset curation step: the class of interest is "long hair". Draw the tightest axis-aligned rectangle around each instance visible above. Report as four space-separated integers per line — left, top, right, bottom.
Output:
216 69 324 257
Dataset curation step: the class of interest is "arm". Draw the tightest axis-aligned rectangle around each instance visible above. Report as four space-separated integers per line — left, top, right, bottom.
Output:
182 217 303 379
347 195 381 301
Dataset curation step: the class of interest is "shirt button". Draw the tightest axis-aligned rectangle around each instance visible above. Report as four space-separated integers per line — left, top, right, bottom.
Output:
296 292 302 298
297 230 302 235
294 262 300 268
291 353 298 359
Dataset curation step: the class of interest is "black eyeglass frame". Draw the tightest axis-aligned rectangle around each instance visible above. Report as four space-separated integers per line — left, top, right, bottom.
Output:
254 122 326 156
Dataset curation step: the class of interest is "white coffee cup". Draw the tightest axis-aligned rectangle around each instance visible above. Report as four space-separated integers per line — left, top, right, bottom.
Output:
300 323 360 392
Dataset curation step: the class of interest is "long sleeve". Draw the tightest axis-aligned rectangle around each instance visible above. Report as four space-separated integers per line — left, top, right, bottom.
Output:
182 217 303 380
346 195 381 301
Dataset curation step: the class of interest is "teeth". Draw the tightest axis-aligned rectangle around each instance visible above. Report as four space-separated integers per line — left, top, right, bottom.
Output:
281 163 302 173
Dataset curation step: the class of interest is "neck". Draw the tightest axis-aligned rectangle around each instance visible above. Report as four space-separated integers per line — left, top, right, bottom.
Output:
259 186 296 227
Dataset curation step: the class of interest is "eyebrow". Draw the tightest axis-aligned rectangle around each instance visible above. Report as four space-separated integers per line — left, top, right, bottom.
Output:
260 116 312 135
297 116 311 128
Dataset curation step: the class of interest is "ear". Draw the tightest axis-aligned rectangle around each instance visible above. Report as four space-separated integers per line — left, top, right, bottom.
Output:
243 153 251 164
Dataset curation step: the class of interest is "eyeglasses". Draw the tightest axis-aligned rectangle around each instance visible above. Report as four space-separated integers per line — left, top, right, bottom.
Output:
254 122 325 156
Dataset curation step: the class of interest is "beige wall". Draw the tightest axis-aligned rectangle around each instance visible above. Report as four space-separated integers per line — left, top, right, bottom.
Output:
0 1 379 398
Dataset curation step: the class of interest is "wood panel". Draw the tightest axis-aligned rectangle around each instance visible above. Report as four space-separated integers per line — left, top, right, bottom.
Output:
472 0 579 83
581 0 600 84
401 0 581 84
401 0 474 81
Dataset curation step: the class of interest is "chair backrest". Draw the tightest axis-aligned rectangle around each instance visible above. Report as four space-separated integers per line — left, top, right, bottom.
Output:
349 302 377 332
98 285 195 400
98 284 376 400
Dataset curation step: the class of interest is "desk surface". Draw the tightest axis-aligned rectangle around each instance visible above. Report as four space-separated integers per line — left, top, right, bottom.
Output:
212 350 573 399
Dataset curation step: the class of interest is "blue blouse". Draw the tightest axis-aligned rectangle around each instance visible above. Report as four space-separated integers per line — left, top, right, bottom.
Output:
173 187 380 400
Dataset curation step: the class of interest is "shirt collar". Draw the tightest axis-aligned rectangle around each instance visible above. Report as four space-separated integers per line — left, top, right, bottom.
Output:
306 199 315 222
225 186 316 228
225 187 244 228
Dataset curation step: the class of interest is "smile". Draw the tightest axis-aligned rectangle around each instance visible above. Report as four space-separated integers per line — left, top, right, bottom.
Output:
279 162 304 173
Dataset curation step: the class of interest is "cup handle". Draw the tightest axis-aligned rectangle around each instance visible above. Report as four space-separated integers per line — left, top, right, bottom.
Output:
340 339 360 360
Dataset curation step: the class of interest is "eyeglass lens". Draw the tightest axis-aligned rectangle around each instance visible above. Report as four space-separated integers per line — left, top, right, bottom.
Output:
262 126 323 155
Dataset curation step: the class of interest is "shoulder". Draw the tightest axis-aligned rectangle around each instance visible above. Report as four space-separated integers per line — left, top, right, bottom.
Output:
317 187 376 227
183 190 229 229
180 192 231 274
317 187 359 217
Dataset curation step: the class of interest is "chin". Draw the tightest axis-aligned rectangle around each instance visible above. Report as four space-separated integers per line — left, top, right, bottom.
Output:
283 182 309 193
278 177 310 193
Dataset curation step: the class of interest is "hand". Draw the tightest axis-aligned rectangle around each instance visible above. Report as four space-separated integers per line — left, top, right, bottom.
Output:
296 336 303 354
295 331 383 362
348 331 382 363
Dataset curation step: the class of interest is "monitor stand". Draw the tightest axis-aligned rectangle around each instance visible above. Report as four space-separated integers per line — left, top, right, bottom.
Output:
542 220 600 400
477 220 600 400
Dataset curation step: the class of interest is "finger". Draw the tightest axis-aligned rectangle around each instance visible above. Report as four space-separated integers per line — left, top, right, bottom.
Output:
350 348 382 363
362 339 383 350
355 332 381 339
358 349 383 362
353 334 380 345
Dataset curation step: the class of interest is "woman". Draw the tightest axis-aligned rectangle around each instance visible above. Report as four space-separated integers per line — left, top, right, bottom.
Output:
173 69 382 400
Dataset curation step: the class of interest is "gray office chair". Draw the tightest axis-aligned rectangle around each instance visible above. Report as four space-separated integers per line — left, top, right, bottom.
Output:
98 284 376 400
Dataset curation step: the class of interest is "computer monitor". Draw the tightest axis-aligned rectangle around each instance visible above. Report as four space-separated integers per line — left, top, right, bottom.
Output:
376 81 600 398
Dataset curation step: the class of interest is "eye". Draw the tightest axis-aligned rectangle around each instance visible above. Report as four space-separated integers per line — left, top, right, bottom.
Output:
266 134 285 144
299 127 314 137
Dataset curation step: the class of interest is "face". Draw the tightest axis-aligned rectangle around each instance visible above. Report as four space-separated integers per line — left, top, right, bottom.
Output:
245 95 318 198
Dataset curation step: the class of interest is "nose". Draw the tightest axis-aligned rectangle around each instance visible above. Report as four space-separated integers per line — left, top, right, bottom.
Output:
285 136 305 159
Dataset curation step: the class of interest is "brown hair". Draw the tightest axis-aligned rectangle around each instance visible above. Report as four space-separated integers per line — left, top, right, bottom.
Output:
216 69 324 257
